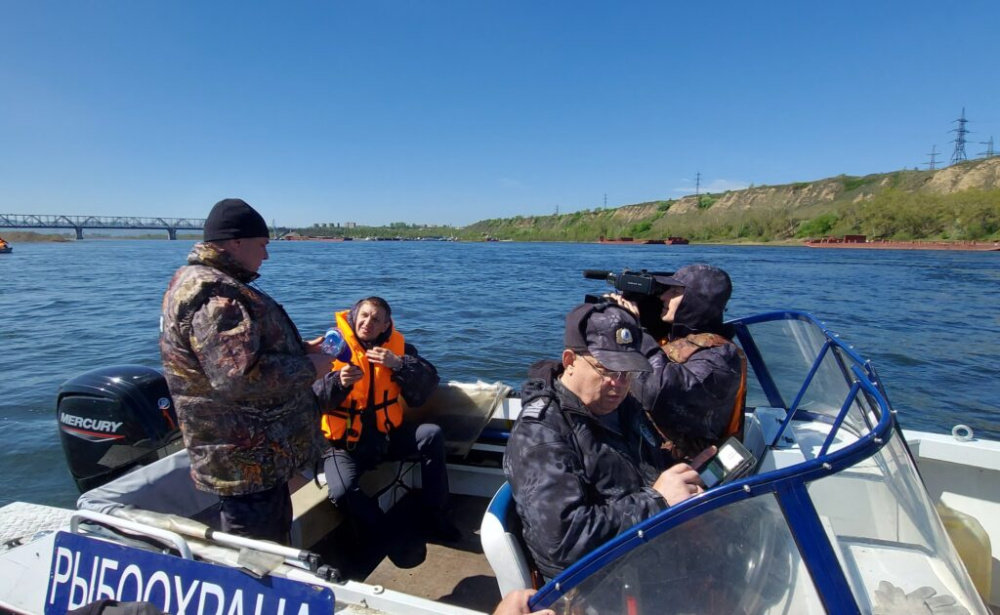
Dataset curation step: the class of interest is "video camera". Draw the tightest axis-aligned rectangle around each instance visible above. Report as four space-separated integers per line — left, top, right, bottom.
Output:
583 269 673 340
583 269 666 299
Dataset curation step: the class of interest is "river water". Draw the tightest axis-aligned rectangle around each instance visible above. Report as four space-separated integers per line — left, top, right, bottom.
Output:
1 240 997 508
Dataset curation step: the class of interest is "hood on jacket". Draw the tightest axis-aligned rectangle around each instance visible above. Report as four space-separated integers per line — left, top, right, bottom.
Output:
187 242 260 284
670 264 732 339
520 359 570 415
347 298 395 349
522 360 561 400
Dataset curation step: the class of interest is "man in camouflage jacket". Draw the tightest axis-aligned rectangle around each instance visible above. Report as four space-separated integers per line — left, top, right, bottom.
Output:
631 264 746 462
503 303 709 580
160 198 332 543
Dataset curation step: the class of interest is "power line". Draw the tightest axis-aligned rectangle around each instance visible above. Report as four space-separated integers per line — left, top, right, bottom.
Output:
979 137 995 159
924 144 941 171
950 107 970 164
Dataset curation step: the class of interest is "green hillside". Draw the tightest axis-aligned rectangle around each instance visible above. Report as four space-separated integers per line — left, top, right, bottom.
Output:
290 157 1000 243
464 158 1000 243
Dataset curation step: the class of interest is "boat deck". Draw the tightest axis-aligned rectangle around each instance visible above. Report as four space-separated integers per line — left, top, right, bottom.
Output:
364 494 500 612
309 491 500 613
0 502 73 554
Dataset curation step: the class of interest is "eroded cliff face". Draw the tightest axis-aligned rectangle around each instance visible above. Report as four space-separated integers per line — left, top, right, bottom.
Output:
670 179 846 214
467 157 1000 236
925 157 1000 193
615 157 1000 219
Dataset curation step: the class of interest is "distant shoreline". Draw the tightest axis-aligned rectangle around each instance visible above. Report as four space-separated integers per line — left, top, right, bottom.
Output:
5 232 995 251
0 231 201 243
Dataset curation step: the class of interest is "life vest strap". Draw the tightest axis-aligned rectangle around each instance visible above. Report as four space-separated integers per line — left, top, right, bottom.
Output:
726 349 748 440
334 396 399 415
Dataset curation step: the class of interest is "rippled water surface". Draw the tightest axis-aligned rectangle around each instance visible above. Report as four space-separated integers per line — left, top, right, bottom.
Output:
1 240 997 508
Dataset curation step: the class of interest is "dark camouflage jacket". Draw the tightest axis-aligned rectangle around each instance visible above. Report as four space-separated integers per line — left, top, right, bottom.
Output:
503 361 669 580
635 334 743 458
635 265 744 458
159 242 325 496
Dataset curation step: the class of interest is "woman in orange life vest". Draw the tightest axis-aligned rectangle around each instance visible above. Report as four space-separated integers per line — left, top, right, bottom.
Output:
312 296 460 552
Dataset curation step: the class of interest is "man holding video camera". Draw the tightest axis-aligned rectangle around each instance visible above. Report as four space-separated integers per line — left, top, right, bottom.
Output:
610 264 746 463
503 302 712 580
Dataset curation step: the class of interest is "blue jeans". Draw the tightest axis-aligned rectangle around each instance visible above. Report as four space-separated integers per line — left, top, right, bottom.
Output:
324 421 449 537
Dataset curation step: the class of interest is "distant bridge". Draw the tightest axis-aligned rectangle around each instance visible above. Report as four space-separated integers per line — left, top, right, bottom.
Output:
0 214 205 240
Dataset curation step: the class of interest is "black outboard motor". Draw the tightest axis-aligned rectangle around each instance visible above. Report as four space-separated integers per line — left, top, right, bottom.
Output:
57 365 184 492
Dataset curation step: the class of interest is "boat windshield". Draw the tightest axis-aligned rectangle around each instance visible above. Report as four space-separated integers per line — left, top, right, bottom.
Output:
533 311 984 614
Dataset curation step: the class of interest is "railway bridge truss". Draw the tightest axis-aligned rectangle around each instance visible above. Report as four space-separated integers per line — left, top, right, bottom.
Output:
0 214 205 240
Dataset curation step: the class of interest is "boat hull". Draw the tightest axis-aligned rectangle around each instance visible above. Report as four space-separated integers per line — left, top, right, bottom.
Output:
804 239 999 251
597 236 689 245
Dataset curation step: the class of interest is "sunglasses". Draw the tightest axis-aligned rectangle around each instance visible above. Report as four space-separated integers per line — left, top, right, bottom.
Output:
578 354 636 384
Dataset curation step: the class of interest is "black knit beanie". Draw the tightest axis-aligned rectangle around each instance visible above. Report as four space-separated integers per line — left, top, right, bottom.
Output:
203 198 269 242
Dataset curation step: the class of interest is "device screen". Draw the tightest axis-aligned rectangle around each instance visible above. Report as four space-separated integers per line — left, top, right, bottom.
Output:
698 438 754 489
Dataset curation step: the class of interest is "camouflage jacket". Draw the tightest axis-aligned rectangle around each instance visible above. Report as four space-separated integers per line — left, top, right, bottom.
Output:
635 332 743 456
159 242 325 496
503 361 669 579
634 263 744 457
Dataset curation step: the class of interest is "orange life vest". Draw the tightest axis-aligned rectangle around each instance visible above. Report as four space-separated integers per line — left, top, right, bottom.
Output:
320 310 406 443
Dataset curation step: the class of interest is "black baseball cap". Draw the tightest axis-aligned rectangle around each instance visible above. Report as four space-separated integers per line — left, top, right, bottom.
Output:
564 303 652 373
651 271 685 289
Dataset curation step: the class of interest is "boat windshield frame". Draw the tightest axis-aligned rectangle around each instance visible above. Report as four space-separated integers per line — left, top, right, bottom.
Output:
530 310 981 613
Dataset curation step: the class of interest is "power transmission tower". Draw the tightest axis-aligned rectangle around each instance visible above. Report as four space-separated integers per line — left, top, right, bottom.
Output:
980 137 995 159
603 194 607 209
950 107 970 164
924 145 941 170
695 172 701 196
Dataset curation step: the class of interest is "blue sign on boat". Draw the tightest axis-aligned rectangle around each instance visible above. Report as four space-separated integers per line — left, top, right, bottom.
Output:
46 531 334 614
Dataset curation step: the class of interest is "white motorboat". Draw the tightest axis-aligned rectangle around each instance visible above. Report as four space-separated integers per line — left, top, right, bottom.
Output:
1 310 997 614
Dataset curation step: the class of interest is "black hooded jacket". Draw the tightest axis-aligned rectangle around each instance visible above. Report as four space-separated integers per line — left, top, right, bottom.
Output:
635 265 744 455
503 360 669 579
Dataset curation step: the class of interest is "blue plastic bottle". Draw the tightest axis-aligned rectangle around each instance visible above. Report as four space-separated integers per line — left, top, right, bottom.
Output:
320 328 352 362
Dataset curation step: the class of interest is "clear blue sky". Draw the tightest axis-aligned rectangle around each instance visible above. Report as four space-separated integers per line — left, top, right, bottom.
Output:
3 1 999 228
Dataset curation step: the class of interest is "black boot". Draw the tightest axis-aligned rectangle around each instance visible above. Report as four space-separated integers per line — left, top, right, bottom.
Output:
383 533 427 568
422 507 462 543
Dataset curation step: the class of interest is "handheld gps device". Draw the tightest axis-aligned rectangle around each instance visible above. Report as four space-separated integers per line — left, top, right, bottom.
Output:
698 437 756 489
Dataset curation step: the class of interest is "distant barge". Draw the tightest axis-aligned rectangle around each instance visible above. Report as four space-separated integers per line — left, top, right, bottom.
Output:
804 235 1000 251
280 235 353 241
598 236 689 245
279 235 458 242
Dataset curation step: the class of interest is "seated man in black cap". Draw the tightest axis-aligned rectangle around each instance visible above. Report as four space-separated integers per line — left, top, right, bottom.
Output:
503 302 712 580
611 264 746 463
160 198 335 543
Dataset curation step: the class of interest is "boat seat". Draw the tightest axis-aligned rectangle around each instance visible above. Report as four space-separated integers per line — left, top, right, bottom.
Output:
371 455 420 503
481 482 538 596
77 449 218 519
76 449 346 549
